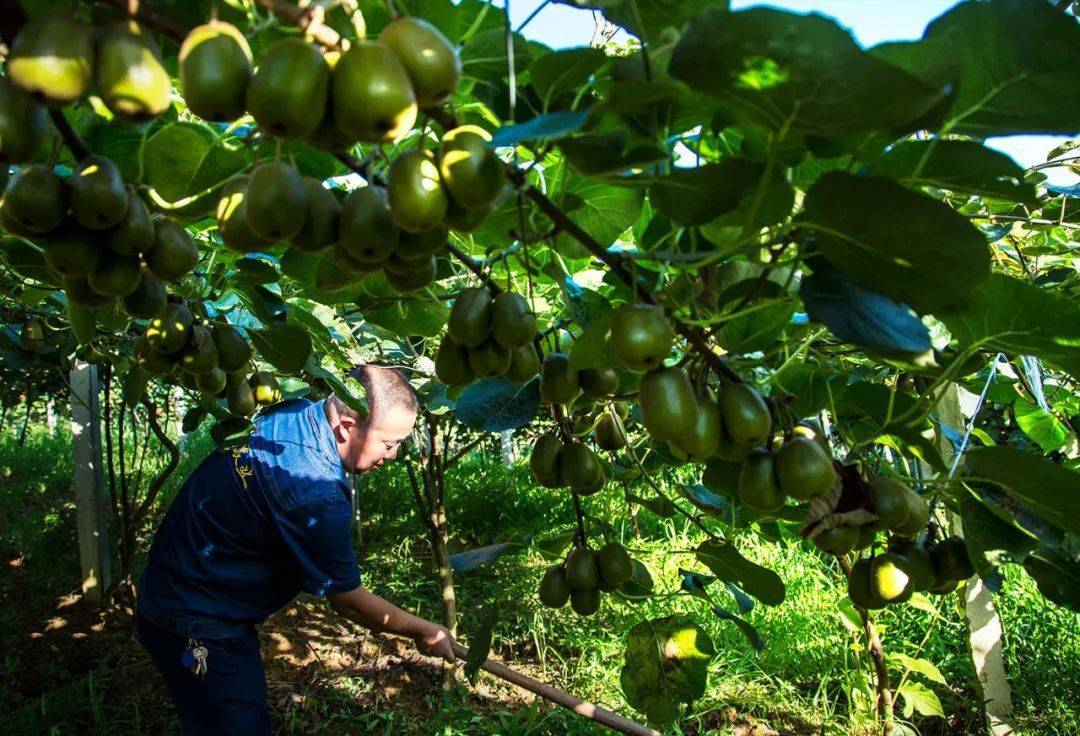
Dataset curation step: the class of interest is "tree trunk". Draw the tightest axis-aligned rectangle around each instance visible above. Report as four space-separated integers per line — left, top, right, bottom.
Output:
933 383 1017 736
425 417 458 693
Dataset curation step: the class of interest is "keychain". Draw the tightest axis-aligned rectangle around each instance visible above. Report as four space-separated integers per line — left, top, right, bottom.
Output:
182 638 209 679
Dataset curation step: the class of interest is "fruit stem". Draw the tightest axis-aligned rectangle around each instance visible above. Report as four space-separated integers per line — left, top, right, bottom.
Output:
47 109 92 160
512 167 744 385
445 242 504 295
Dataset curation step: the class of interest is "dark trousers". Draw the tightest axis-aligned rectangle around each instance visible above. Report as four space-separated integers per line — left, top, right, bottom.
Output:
136 611 272 736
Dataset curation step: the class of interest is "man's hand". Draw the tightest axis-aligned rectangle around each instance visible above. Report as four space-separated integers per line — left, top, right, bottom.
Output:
414 621 456 662
328 586 457 662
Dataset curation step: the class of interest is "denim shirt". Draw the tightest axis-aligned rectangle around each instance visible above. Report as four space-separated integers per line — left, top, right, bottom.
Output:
138 399 360 638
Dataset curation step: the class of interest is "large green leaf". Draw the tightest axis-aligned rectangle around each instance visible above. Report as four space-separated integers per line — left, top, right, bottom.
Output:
898 681 944 719
650 159 763 226
552 170 645 254
1024 549 1080 613
804 172 990 314
619 615 716 724
668 7 949 137
772 363 832 418
939 274 1080 380
142 122 250 215
959 491 1038 586
716 299 796 354
528 47 606 108
365 298 450 338
799 259 931 353
869 140 1037 205
696 539 785 606
1014 399 1074 453
964 446 1080 537
454 378 540 432
919 0 1080 136
250 322 313 374
558 0 727 44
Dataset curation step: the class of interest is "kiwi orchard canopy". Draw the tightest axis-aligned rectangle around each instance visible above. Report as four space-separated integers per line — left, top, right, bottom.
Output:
1 0 1079 731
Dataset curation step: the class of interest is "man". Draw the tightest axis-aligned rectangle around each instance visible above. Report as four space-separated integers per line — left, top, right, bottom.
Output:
137 365 454 735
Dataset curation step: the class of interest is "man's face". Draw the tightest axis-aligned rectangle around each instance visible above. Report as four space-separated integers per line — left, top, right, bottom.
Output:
345 405 417 474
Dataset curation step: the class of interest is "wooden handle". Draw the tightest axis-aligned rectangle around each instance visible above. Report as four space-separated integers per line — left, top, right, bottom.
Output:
451 643 662 736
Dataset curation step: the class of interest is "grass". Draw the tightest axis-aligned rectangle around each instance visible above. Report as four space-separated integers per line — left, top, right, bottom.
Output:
1 421 1077 735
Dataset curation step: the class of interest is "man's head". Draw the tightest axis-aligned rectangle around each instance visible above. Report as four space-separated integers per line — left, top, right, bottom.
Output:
325 365 419 474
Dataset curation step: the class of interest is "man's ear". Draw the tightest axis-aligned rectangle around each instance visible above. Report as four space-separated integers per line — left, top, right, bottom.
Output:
335 415 359 443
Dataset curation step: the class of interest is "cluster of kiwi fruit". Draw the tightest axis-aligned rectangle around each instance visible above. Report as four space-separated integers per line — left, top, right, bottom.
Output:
538 541 634 617
848 536 975 609
530 433 608 495
135 301 275 416
178 14 461 143
215 117 504 291
0 156 196 313
436 287 540 385
6 14 171 124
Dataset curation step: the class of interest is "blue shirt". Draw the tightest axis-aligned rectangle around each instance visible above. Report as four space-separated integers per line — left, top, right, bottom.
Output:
138 399 360 638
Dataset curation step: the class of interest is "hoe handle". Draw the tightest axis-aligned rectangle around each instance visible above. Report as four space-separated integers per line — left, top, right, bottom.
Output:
450 643 662 736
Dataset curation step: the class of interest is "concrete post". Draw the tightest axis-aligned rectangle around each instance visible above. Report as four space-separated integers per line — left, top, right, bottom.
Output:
70 361 111 603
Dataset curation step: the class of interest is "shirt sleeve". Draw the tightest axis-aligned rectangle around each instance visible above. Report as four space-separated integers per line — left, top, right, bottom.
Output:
271 483 360 596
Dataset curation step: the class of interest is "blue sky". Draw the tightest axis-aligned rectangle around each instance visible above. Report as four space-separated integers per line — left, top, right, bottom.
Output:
509 0 1077 184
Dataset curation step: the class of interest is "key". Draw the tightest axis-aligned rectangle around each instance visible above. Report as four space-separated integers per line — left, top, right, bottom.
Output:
192 645 209 678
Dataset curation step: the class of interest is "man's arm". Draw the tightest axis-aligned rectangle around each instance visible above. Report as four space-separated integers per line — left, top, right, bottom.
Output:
328 586 456 661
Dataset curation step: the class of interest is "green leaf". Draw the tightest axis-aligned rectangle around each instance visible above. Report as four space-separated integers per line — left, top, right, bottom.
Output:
552 170 645 254
869 140 1037 205
534 529 575 561
142 122 250 216
528 47 605 108
304 358 367 418
122 366 148 409
0 236 57 284
210 416 255 449
717 298 795 355
619 615 716 724
650 159 763 226
490 109 592 147
464 604 499 685
1014 399 1073 453
696 539 785 606
772 363 832 419
919 0 1080 136
615 559 655 602
233 257 280 285
450 541 528 572
628 493 677 518
713 606 764 651
454 378 540 432
800 259 932 353
898 681 944 719
560 0 724 45
939 274 1080 380
964 447 1080 537
67 302 96 346
251 323 313 374
958 492 1038 583
182 406 208 434
365 298 450 338
568 309 615 372
1024 549 1080 613
461 27 531 80
888 652 946 686
669 7 949 137
559 131 667 177
804 172 990 314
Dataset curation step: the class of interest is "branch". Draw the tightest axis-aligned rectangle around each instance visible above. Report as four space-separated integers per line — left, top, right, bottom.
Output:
135 397 179 520
445 242 504 295
92 0 186 41
512 169 742 383
253 0 345 51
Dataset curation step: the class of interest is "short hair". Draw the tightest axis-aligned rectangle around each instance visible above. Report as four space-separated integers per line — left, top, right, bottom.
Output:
328 364 418 424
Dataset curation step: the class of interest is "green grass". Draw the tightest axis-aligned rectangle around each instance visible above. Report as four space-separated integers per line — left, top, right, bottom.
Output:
1 422 1078 735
